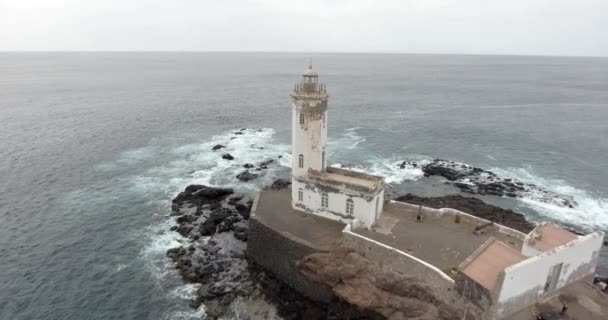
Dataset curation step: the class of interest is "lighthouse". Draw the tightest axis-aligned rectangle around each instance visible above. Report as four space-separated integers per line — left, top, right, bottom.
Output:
290 63 328 177
289 64 385 229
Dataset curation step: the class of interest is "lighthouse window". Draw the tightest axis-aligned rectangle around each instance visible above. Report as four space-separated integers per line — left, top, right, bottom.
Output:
299 113 305 125
298 154 304 168
346 198 354 215
321 193 328 208
298 189 303 201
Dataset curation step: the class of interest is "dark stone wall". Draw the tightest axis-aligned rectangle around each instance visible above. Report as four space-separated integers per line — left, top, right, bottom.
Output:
246 216 335 303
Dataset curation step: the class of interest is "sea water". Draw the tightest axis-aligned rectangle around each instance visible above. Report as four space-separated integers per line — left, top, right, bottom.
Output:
1 52 607 320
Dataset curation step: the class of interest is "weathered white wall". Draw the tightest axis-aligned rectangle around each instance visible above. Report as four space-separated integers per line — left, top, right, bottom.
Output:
292 180 382 228
494 232 604 319
520 243 544 257
291 99 327 177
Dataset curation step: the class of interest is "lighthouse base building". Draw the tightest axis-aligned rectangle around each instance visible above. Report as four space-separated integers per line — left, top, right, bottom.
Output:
288 64 385 229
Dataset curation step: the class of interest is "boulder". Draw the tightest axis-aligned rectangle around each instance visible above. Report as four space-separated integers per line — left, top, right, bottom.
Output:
212 144 225 151
222 153 235 160
236 170 259 182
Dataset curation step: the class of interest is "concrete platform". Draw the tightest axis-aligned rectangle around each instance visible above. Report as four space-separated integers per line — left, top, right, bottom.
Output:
252 189 344 250
355 201 524 271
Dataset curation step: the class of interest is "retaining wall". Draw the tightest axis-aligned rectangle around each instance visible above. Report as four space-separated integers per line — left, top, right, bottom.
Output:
341 225 458 304
246 216 335 303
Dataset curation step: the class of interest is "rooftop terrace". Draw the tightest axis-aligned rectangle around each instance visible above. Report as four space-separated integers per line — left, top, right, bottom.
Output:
305 166 385 194
355 201 524 271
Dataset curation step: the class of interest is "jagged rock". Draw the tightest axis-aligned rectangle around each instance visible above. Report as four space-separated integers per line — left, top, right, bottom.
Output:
399 159 578 209
167 181 384 320
212 144 225 151
236 170 259 182
243 163 254 169
222 153 235 160
235 202 252 219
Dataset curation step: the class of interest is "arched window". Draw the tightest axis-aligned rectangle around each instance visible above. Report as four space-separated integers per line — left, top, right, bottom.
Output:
298 188 303 201
298 154 304 168
346 198 354 215
299 113 305 125
321 192 328 208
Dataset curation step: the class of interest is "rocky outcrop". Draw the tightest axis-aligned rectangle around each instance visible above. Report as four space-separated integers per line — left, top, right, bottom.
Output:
236 170 259 182
211 144 225 151
167 181 379 319
394 193 535 233
265 178 291 190
398 159 576 208
298 247 464 320
221 153 234 160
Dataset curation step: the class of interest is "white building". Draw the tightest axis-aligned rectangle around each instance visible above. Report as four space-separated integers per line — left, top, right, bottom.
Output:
290 64 385 229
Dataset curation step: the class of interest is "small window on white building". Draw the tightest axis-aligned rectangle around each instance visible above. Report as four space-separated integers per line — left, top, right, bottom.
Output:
298 154 304 168
321 192 328 208
298 188 303 201
346 198 354 215
299 113 305 126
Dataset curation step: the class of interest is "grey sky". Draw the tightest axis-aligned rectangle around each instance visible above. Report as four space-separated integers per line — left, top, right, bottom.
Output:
1 0 606 56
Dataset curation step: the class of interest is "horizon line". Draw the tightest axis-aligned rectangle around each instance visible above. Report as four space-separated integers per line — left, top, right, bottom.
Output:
1 50 607 59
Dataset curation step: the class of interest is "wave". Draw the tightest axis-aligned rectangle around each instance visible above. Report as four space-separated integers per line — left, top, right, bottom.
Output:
124 128 290 320
491 167 608 231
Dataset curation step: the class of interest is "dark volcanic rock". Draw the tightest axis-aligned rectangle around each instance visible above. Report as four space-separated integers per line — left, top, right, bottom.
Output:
404 159 577 209
221 153 235 160
236 170 259 182
211 144 225 151
167 180 382 320
265 179 291 190
394 193 535 233
172 185 233 208
243 163 254 169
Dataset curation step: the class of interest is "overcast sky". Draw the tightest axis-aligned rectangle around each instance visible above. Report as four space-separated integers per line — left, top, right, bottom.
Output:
1 0 606 56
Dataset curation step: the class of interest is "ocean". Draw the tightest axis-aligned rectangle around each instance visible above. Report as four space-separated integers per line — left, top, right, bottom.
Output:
1 52 607 320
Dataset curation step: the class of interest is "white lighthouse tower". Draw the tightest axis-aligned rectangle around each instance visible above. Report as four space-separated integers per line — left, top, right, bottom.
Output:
290 63 328 177
290 64 386 229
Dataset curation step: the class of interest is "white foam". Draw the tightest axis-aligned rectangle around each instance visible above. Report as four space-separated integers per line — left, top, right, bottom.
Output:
491 167 608 231
333 157 430 184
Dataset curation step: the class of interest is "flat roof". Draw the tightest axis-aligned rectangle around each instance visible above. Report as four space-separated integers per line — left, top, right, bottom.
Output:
526 223 578 252
354 201 524 270
462 239 526 291
306 167 384 193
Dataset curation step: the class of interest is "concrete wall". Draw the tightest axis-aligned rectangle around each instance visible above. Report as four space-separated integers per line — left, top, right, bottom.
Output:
292 98 327 176
292 180 382 228
341 225 458 304
389 200 526 241
493 232 604 319
246 216 335 303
